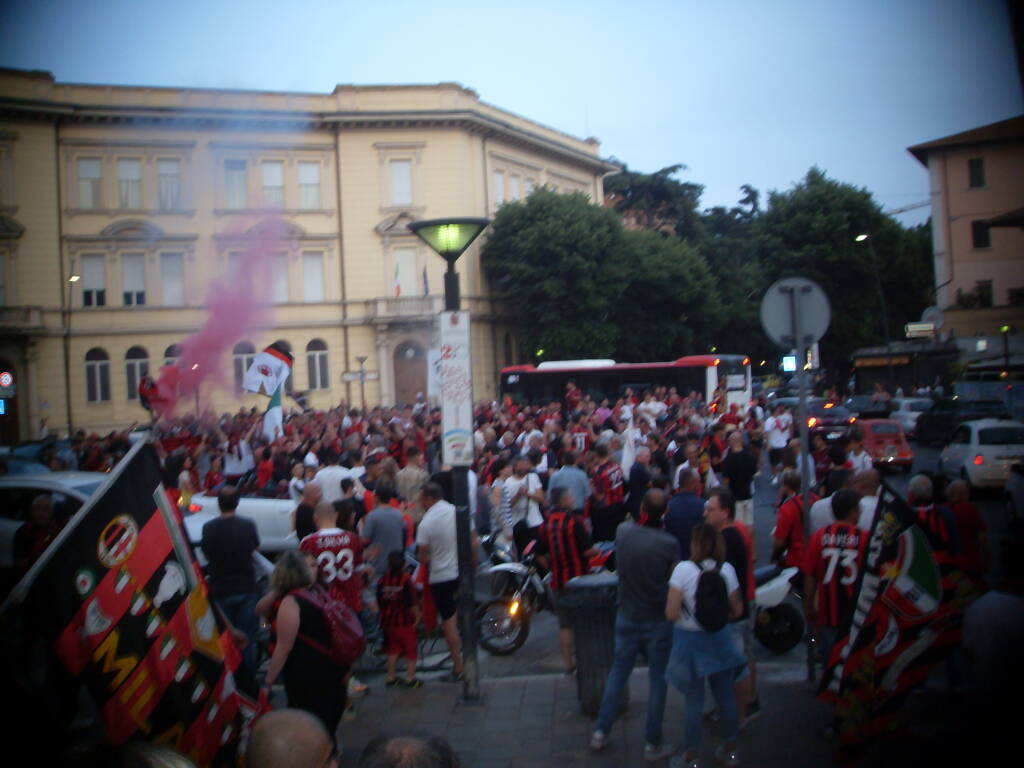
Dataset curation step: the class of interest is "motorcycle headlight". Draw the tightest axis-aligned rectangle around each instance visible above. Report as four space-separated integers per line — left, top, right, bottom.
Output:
509 600 520 616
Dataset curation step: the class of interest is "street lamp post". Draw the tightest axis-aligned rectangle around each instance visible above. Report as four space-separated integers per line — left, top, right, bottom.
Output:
355 355 368 413
408 217 490 703
855 234 894 388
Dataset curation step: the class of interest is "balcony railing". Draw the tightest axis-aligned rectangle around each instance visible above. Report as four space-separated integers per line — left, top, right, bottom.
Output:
365 295 444 320
0 306 44 331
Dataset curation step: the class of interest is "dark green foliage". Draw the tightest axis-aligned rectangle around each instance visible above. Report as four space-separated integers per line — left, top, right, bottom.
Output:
482 167 934 380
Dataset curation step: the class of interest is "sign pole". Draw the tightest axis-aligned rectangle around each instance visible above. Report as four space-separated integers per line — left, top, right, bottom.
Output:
761 277 830 686
787 285 816 683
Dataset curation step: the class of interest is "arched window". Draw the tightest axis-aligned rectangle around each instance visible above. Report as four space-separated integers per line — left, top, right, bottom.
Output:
164 344 181 368
233 341 256 391
85 348 110 403
125 346 149 402
306 339 329 391
273 339 294 394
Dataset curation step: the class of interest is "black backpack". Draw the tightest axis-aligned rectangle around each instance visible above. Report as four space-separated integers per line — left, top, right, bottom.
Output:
694 562 730 632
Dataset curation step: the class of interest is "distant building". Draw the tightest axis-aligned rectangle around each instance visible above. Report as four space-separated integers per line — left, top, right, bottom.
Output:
908 115 1024 340
0 68 618 441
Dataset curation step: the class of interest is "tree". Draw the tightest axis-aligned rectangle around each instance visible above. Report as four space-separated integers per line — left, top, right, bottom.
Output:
614 229 722 360
757 168 934 374
481 188 723 363
603 163 705 242
481 188 629 360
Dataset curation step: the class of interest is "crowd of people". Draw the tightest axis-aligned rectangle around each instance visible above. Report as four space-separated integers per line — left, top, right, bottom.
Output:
9 377 1020 766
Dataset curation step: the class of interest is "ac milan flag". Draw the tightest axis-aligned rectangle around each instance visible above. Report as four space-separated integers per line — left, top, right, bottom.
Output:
1 441 257 765
242 342 293 396
818 485 972 745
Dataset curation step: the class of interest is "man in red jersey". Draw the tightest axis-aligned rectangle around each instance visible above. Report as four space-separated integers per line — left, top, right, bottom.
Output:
536 487 596 673
772 470 818 571
590 443 625 542
803 488 866 663
300 501 366 613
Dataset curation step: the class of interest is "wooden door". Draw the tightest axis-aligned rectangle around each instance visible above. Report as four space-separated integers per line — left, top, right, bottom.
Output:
393 341 426 407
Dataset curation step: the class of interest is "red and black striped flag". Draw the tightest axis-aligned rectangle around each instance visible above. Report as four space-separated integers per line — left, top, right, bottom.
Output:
818 484 974 745
1 441 257 765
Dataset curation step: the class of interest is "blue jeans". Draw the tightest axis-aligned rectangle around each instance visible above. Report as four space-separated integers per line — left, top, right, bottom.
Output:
595 613 673 745
683 668 737 753
217 592 259 673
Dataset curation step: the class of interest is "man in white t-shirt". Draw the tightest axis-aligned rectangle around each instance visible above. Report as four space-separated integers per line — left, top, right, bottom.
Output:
853 469 881 532
504 457 546 554
415 482 477 682
763 405 792 479
809 468 855 532
314 450 350 504
846 433 873 473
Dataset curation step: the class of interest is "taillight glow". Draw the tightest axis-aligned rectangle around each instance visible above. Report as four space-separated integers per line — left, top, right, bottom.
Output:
973 455 984 466
742 357 750 366
808 417 818 427
849 417 857 424
187 504 201 514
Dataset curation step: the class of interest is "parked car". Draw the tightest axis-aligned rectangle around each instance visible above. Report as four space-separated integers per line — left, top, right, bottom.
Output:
889 397 933 439
915 398 1010 446
859 419 913 472
843 395 893 419
188 492 297 553
0 456 52 475
938 420 1024 490
0 472 108 572
0 473 277 597
1007 463 1024 521
807 401 857 444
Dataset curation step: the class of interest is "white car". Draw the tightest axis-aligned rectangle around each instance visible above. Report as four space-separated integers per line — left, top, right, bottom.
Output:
938 419 1024 489
890 397 933 438
188 492 298 553
0 473 274 586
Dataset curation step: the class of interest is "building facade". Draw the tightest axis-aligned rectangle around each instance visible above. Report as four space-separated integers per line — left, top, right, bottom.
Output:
908 115 1024 341
0 68 618 441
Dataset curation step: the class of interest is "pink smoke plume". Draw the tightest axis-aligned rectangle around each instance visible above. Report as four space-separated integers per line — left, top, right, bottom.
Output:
147 217 287 418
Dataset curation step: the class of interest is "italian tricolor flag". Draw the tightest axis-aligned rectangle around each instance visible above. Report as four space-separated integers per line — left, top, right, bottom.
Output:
262 386 283 443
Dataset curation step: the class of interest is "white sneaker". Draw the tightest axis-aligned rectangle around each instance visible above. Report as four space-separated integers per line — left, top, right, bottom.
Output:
590 730 608 751
644 742 675 761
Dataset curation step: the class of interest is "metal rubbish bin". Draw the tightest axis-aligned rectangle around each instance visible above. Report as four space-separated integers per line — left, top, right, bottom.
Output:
560 572 625 717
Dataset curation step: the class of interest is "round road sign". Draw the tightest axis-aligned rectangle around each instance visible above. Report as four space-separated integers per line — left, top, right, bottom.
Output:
0 372 12 388
760 277 831 349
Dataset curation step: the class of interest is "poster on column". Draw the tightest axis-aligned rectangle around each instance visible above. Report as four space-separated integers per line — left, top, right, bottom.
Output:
438 311 473 466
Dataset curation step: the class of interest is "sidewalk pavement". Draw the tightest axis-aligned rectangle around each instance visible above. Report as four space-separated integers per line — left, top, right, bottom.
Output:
337 663 839 767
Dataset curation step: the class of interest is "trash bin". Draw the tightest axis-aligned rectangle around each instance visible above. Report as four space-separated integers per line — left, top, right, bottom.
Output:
559 572 625 717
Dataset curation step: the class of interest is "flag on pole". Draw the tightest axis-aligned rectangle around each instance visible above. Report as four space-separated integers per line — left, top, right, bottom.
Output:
394 262 401 297
262 386 283 443
620 407 636 477
0 441 257 765
819 485 970 745
242 342 293 396
423 265 429 297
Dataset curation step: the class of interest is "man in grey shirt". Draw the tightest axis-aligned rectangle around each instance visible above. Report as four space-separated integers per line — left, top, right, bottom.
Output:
547 452 590 513
360 483 407 580
591 489 679 760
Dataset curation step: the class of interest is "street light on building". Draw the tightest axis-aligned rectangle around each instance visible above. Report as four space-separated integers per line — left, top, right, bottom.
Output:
855 233 895 387
407 216 490 703
354 355 368 413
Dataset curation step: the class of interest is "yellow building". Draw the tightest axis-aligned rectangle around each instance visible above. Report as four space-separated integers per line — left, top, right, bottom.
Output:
0 68 618 441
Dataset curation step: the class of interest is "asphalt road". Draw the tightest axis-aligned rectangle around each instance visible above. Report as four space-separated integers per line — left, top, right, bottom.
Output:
474 442 1009 680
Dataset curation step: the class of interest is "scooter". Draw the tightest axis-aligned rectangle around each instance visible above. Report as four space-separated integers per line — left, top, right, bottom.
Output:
752 565 805 654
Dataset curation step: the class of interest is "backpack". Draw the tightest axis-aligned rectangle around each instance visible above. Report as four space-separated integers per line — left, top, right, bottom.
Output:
295 587 366 668
693 562 730 632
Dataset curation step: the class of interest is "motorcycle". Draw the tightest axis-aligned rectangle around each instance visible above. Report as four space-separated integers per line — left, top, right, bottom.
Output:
752 564 805 654
479 533 518 594
477 540 616 655
476 544 550 655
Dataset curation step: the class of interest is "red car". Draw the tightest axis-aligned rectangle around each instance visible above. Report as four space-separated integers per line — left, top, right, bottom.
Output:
860 419 914 471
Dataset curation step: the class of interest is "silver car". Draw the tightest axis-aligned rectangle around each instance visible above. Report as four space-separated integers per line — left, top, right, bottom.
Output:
889 397 933 439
